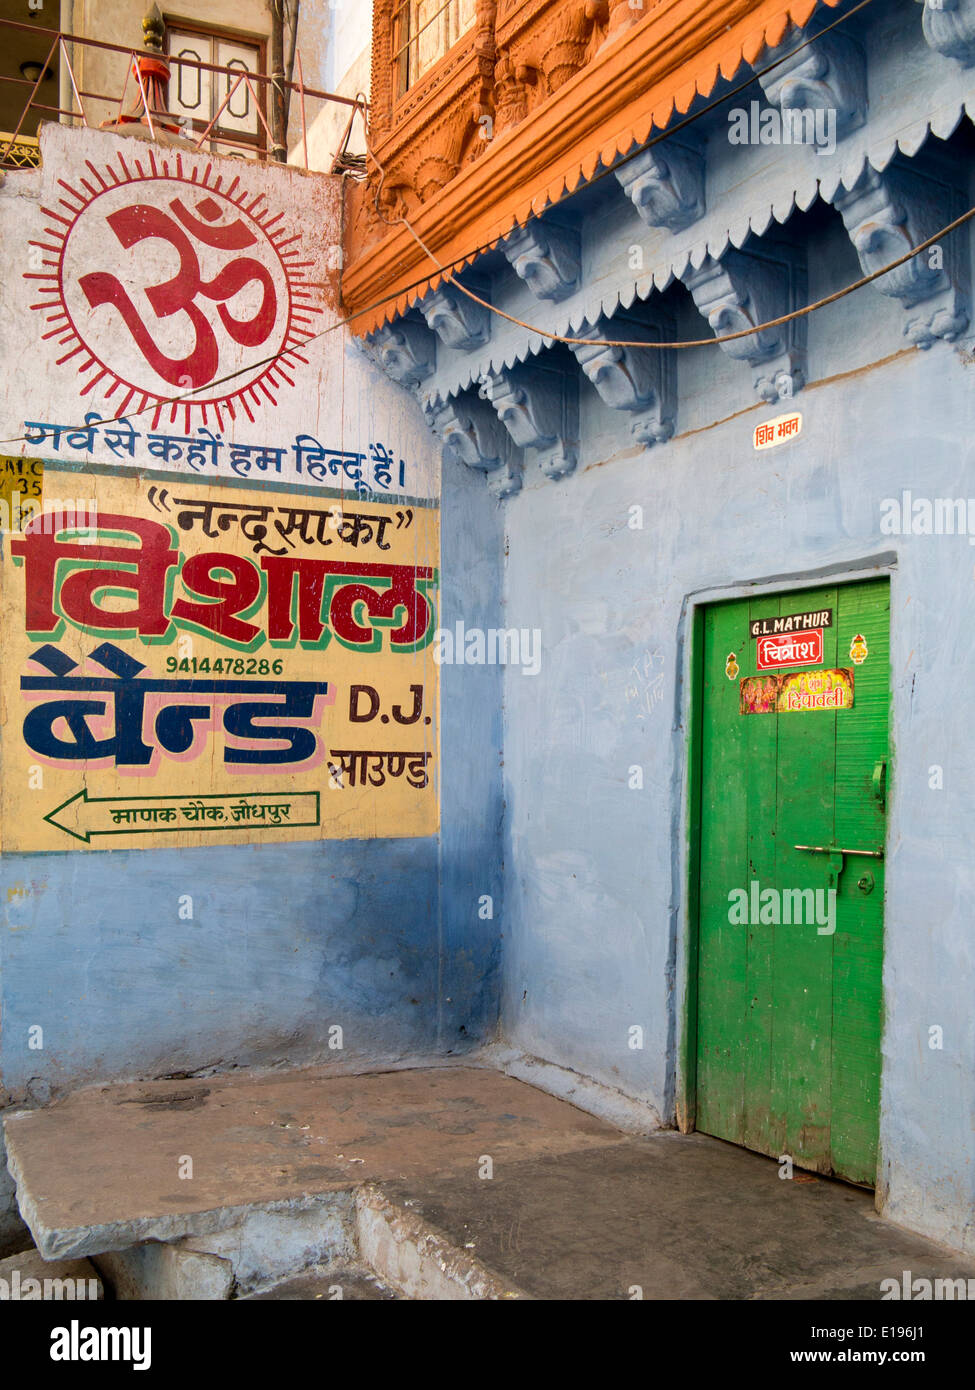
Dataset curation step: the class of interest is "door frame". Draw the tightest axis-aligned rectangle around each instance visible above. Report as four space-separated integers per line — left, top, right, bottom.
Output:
676 561 895 1190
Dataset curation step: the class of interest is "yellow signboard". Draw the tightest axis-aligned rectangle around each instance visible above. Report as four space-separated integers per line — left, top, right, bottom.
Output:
0 470 439 850
0 456 43 532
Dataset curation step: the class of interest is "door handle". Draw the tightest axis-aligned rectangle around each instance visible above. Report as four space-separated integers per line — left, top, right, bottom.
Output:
872 758 887 809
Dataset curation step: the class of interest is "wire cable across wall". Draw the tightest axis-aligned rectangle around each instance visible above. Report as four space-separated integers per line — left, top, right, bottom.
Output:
1 0 970 444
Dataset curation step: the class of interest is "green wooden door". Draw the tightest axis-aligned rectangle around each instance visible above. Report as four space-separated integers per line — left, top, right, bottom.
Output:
695 579 889 1184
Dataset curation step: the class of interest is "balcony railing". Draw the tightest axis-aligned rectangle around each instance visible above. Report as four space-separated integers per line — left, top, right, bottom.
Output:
0 14 364 172
0 131 40 169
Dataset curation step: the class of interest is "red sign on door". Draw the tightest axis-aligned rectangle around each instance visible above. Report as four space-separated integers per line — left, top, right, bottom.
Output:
756 629 823 670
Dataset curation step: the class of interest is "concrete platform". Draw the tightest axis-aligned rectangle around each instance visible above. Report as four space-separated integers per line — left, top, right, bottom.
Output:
379 1133 975 1300
2 1065 617 1260
5 1064 975 1299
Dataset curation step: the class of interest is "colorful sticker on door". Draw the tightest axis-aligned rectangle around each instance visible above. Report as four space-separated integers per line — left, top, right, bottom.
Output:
0 470 440 851
756 629 823 670
739 668 854 715
850 633 868 665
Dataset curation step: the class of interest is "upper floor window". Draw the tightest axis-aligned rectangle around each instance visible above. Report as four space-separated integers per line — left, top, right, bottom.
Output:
165 18 267 156
392 0 477 96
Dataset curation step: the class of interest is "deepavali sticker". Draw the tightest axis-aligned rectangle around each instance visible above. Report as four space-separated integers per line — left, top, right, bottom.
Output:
739 668 854 715
725 651 740 680
777 668 853 713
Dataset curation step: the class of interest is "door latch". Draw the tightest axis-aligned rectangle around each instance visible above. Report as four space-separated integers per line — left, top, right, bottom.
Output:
794 844 884 891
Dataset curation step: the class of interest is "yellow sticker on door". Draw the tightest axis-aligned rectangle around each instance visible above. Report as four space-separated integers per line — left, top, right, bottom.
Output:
850 633 868 665
739 668 854 715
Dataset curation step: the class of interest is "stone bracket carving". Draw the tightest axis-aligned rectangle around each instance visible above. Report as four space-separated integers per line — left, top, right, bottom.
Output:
615 134 706 232
831 161 969 348
479 360 579 480
758 24 867 141
570 313 676 446
502 221 581 302
682 246 807 403
915 0 975 66
368 317 437 389
419 283 491 351
424 392 522 498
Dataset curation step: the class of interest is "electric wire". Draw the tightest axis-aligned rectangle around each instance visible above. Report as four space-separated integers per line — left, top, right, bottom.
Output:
394 204 975 352
2 0 965 446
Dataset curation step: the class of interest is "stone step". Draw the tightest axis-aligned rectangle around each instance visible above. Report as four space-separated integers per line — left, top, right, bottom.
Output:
86 1188 530 1300
2 1063 621 1297
354 1186 529 1300
240 1266 400 1300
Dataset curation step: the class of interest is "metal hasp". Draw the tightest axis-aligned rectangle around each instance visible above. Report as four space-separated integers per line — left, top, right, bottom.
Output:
795 843 885 891
794 845 885 857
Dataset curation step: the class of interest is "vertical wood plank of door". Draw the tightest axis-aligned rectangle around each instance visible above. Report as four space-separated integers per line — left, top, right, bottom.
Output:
771 586 838 1172
830 579 889 1182
741 593 780 1155
696 600 749 1144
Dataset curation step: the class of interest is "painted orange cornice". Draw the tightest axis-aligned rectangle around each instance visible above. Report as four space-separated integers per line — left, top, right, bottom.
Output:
343 0 843 335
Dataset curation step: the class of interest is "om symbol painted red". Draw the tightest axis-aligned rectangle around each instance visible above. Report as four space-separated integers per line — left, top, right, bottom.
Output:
79 197 278 389
34 157 314 422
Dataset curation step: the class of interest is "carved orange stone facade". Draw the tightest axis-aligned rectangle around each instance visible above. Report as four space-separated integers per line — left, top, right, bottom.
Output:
365 0 495 212
348 0 629 254
344 0 840 334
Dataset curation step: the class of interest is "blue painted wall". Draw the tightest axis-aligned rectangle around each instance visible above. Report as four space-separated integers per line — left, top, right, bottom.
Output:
4 0 974 1267
2 838 440 1090
496 294 975 1255
0 403 506 1098
395 2 975 1254
437 451 507 1050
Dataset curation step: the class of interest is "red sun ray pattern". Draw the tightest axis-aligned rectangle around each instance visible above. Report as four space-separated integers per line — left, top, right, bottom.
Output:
25 152 324 431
